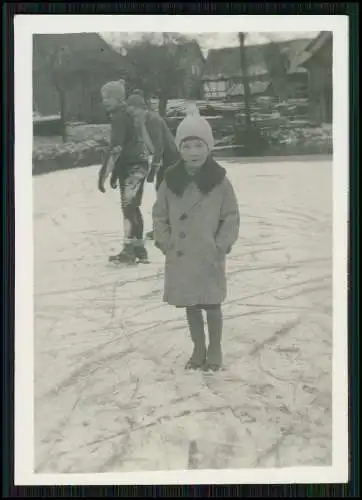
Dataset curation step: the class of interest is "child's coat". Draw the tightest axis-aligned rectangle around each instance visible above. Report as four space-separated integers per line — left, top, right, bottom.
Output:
153 158 240 307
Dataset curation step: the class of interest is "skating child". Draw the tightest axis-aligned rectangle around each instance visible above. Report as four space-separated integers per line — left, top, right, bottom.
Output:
152 112 240 371
126 92 180 240
98 80 151 263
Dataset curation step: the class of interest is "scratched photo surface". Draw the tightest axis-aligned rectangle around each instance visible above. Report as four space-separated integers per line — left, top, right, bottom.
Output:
33 30 333 473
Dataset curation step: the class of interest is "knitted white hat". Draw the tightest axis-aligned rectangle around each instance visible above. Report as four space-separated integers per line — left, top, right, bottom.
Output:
175 111 214 151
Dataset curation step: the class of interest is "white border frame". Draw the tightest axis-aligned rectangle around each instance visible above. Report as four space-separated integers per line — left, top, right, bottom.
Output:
14 14 349 485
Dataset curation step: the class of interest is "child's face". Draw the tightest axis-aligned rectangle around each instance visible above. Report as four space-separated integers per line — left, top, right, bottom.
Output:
129 106 147 121
102 92 121 113
180 138 209 175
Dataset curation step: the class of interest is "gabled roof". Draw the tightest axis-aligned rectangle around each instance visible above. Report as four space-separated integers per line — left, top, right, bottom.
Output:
203 38 311 80
298 31 333 69
304 31 332 56
33 32 124 72
286 32 333 74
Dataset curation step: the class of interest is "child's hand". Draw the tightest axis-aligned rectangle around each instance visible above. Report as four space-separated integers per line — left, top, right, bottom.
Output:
98 180 106 193
111 145 122 156
154 240 166 255
98 167 107 193
147 167 156 183
147 162 161 183
110 174 118 190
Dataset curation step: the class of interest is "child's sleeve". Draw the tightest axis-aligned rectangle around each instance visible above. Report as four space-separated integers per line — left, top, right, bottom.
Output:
152 181 171 254
110 110 127 149
98 109 128 190
215 178 240 254
149 117 165 166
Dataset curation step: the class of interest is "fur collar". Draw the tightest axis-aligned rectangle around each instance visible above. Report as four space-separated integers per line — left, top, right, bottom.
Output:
164 157 226 196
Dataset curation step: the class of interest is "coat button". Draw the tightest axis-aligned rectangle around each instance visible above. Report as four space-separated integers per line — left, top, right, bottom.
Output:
179 213 188 220
179 231 186 239
176 250 184 257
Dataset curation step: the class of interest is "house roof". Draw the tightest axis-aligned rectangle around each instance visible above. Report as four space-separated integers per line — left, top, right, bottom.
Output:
202 38 311 81
33 33 124 72
286 32 333 73
299 31 333 68
304 31 332 56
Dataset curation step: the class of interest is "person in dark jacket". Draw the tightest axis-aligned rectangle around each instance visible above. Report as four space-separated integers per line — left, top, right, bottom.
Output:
98 81 150 263
126 93 180 239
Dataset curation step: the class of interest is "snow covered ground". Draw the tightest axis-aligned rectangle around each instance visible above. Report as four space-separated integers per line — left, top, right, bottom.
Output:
33 157 333 473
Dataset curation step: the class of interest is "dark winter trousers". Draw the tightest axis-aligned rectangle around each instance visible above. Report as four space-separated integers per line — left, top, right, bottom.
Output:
119 163 148 243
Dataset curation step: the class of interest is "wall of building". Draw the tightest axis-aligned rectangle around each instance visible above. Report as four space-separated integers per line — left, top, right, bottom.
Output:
203 73 273 101
33 71 113 123
304 39 333 124
176 47 205 99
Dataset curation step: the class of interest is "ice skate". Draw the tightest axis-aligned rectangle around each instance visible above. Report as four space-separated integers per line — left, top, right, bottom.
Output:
133 241 150 264
108 243 136 264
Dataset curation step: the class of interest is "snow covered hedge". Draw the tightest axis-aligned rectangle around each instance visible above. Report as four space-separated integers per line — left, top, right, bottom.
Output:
33 138 109 175
32 120 332 176
264 125 333 155
33 124 110 175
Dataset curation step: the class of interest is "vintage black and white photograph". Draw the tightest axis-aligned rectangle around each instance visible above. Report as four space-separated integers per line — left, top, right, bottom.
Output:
15 15 348 484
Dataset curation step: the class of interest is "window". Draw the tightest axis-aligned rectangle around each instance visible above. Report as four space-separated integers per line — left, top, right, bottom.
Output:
204 80 228 99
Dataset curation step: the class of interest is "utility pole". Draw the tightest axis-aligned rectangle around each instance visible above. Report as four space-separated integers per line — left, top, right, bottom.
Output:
238 32 252 132
158 32 169 117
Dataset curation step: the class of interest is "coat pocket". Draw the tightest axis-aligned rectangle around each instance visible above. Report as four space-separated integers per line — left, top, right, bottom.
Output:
213 239 224 258
163 235 176 256
155 234 173 255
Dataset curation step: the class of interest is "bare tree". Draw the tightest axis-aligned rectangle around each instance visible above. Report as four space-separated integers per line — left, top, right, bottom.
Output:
121 33 199 116
33 36 82 142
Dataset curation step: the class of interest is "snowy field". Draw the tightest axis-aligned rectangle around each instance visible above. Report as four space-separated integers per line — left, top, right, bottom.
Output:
34 157 333 473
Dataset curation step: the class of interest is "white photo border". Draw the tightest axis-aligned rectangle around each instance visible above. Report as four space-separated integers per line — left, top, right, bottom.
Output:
14 14 349 485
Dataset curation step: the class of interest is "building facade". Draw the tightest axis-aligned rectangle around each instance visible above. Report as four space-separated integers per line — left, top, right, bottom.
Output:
299 32 333 124
33 33 125 124
174 41 205 99
202 39 310 101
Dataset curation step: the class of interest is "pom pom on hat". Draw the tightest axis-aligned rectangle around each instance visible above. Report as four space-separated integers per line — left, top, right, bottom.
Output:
175 112 214 151
185 102 200 116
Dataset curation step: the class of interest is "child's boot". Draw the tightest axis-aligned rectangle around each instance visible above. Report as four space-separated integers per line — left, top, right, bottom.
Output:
206 343 222 372
133 239 149 263
185 307 207 370
205 308 223 372
109 241 136 263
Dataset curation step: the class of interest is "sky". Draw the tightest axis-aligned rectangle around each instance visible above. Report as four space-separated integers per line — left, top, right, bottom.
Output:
101 31 317 56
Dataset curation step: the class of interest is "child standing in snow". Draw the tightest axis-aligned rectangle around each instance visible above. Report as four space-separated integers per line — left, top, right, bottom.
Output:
152 112 240 371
